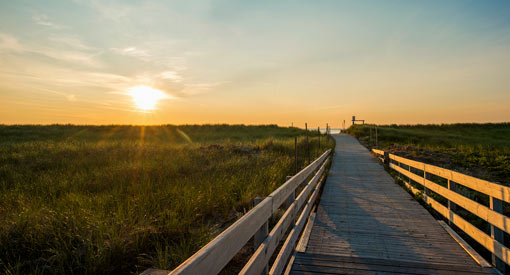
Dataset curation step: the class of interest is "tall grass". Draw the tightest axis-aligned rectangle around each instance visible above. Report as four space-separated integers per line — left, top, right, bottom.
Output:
346 123 510 184
0 124 334 274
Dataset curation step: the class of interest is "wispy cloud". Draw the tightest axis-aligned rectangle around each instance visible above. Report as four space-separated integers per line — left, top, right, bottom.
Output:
42 88 78 102
159 71 183 82
32 14 68 30
0 32 24 53
89 0 133 22
48 35 92 50
180 82 227 96
111 47 150 58
0 32 102 67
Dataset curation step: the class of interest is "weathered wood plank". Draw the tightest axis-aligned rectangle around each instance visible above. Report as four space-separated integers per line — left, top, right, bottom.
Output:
292 254 491 274
295 210 316 253
240 158 330 275
170 197 273 275
390 153 425 170
291 135 491 275
240 203 296 275
294 253 489 272
372 148 384 156
428 196 510 266
269 150 330 212
292 258 489 275
140 268 171 275
438 220 492 268
295 160 328 212
390 153 510 202
271 173 325 275
392 163 510 234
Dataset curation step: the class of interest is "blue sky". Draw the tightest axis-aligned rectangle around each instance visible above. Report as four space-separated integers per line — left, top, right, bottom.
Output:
0 0 509 125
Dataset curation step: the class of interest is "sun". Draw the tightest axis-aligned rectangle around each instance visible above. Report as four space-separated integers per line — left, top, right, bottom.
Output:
127 85 169 111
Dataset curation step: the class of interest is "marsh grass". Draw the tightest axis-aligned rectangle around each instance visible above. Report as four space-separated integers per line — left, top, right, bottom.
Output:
347 123 510 184
0 124 334 274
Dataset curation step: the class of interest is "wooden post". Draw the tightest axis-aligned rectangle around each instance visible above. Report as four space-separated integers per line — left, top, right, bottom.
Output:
375 126 378 148
423 168 428 203
447 179 457 226
383 152 390 170
253 197 268 247
318 126 320 149
253 197 269 274
305 123 310 164
397 160 402 180
490 197 506 273
370 127 372 145
294 136 298 174
285 176 296 210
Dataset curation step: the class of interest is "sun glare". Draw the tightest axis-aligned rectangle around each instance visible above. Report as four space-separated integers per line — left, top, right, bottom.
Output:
128 86 169 111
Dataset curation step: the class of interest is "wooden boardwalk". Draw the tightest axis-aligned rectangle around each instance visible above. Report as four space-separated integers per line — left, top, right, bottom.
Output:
290 134 494 274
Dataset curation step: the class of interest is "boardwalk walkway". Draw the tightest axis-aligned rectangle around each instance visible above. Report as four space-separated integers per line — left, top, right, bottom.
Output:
290 134 493 274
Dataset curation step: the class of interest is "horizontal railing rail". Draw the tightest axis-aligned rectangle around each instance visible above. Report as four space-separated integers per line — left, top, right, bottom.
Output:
147 149 331 275
373 149 510 270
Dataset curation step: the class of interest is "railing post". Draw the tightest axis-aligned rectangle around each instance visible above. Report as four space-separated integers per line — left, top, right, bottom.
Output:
397 161 402 180
423 168 428 204
447 179 457 225
305 123 310 164
383 152 390 170
370 127 372 145
375 126 378 148
295 136 298 174
490 196 506 273
253 197 269 274
285 176 295 209
318 126 320 150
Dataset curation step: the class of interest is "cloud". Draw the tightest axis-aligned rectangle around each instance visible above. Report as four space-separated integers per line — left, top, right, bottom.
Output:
111 47 150 58
89 0 133 22
159 71 183 82
0 33 24 53
48 35 92 50
179 82 227 96
66 94 77 101
32 14 68 30
0 32 102 67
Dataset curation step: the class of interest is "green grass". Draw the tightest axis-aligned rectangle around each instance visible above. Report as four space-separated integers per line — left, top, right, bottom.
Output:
346 123 510 185
0 124 335 274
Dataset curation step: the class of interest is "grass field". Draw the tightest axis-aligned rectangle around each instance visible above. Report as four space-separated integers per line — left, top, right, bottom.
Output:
346 123 510 185
0 124 334 274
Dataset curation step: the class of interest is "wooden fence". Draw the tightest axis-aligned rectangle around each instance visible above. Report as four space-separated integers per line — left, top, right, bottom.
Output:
144 149 332 275
372 149 510 271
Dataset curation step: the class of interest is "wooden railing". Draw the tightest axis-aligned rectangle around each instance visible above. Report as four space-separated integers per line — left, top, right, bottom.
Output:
144 149 332 275
372 149 510 271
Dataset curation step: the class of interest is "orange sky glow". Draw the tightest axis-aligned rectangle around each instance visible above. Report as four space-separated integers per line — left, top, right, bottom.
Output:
1 1 509 127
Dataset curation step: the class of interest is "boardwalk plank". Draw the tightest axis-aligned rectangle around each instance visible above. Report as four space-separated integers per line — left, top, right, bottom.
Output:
290 134 494 275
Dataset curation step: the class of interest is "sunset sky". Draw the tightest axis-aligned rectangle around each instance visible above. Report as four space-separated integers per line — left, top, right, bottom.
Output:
1 0 509 127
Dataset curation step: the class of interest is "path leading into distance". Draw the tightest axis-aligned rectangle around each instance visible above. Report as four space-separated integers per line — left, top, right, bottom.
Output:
290 134 493 274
